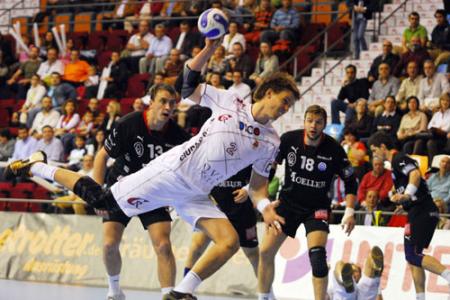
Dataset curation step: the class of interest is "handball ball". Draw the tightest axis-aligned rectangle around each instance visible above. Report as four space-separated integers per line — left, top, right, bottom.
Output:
198 8 229 40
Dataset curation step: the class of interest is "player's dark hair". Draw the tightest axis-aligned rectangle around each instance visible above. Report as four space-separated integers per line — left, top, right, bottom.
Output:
368 131 395 150
0 128 11 139
304 105 327 125
435 9 446 18
253 72 300 102
150 83 177 101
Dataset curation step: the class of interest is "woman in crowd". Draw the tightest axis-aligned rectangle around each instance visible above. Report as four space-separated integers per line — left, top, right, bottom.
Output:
249 42 279 86
206 46 227 81
15 74 47 127
100 100 121 136
55 99 80 154
397 96 428 154
427 92 450 161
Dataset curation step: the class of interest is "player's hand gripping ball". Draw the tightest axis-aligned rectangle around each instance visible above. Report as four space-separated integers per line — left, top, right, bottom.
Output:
198 8 229 40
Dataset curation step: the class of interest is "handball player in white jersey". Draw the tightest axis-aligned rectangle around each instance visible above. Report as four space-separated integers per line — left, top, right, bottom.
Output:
5 38 300 300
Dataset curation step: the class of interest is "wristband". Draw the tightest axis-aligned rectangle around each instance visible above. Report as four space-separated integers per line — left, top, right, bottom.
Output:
343 207 355 218
404 183 418 201
256 198 271 213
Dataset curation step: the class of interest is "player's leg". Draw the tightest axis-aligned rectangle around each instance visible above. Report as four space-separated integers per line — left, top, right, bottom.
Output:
102 221 126 300
356 246 384 300
258 229 287 298
184 231 211 276
330 261 356 300
307 230 329 300
242 246 259 276
147 219 176 294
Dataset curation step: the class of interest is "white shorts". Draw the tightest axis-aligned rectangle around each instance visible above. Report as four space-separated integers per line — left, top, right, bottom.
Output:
329 274 380 300
110 161 227 228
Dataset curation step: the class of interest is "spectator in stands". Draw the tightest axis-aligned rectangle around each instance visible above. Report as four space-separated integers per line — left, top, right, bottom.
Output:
84 65 99 99
356 189 390 226
368 63 400 116
14 74 47 128
368 40 399 82
54 99 80 139
341 128 368 180
0 129 15 162
418 60 450 111
46 72 77 111
162 49 183 85
331 64 370 124
87 129 106 155
30 96 61 138
6 46 41 99
206 46 227 80
132 98 145 112
434 198 450 229
260 0 300 46
344 98 373 140
100 100 121 136
394 35 431 77
244 0 273 44
429 9 450 67
358 155 393 205
123 20 153 74
62 49 90 86
10 125 37 161
86 98 104 128
352 0 375 59
234 0 256 27
36 48 64 85
159 0 188 24
396 61 423 111
36 125 64 162
0 51 10 98
401 11 428 53
426 93 450 161
0 32 15 66
397 96 428 154
372 95 401 141
224 42 254 82
68 135 88 169
249 42 279 86
101 51 129 100
208 72 225 89
427 156 450 206
38 32 58 58
222 21 246 55
228 70 251 102
139 23 172 74
173 21 204 61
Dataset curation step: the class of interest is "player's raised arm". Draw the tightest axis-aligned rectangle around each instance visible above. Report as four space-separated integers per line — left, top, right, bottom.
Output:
176 38 222 104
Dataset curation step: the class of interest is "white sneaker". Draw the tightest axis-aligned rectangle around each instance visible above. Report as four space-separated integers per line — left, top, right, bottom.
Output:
107 290 125 300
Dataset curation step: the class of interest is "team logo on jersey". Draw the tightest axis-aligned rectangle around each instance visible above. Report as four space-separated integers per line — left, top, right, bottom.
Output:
287 152 296 167
239 121 260 136
342 166 354 178
234 98 246 109
127 198 149 208
134 141 144 157
226 142 237 156
318 162 327 171
218 114 232 122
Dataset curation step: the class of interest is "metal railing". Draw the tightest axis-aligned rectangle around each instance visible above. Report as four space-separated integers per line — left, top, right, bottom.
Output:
376 0 410 38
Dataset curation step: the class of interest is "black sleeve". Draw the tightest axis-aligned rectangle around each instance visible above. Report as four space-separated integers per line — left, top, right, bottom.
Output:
393 154 419 177
337 86 346 101
359 78 370 99
368 57 379 78
334 143 358 195
103 120 125 158
275 133 288 164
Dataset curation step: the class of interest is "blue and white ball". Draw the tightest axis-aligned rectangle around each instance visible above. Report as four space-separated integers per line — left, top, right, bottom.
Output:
198 8 229 40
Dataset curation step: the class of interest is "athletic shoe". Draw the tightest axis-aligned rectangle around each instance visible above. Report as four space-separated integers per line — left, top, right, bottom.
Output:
4 151 47 179
370 246 384 277
341 262 355 293
107 290 125 300
162 291 197 300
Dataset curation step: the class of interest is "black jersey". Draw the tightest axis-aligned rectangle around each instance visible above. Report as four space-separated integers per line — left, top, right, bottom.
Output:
210 166 252 216
104 111 191 186
391 152 433 210
276 130 357 212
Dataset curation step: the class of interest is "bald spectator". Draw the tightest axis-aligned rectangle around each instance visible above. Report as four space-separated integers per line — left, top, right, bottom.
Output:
36 47 64 85
368 40 400 82
396 61 423 111
427 156 450 206
36 125 64 162
394 35 431 77
357 156 393 205
139 23 172 74
369 63 400 116
402 11 428 53
418 60 450 111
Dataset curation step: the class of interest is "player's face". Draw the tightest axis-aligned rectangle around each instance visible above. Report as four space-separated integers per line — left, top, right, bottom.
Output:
370 145 387 161
267 90 295 120
304 113 325 141
150 90 177 122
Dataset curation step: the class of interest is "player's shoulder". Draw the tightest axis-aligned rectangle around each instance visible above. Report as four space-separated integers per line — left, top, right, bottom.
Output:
116 111 144 127
392 152 416 167
321 133 343 150
280 129 303 143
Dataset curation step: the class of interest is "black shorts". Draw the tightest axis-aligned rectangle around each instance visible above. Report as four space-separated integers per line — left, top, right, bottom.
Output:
276 201 330 238
404 202 439 249
103 207 172 229
225 201 258 248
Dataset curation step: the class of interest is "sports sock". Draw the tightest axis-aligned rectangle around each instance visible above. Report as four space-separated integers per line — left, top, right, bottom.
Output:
107 274 121 295
441 269 450 283
416 292 425 300
30 162 57 181
258 293 271 300
161 286 173 295
174 271 202 294
269 288 277 300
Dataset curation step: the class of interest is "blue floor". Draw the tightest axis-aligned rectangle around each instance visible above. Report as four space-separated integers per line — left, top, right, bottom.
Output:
0 279 253 300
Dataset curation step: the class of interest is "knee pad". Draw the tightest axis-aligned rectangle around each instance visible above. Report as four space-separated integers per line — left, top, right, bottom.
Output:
309 246 328 278
73 176 104 209
404 244 424 267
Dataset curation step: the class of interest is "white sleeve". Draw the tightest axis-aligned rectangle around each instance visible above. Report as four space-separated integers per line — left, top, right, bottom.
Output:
198 84 236 113
252 146 279 178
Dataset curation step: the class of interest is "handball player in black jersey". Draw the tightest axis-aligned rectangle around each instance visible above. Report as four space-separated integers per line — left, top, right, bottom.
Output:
258 105 358 300
368 132 450 300
92 84 190 300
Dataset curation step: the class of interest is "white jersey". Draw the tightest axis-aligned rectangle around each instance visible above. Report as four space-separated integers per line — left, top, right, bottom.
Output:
157 84 280 193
